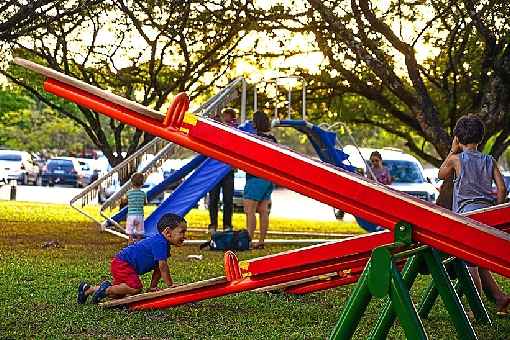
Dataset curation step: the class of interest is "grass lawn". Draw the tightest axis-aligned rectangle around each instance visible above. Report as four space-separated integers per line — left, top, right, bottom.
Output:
0 201 508 339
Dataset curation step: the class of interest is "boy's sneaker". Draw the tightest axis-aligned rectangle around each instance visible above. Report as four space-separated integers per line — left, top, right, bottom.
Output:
77 282 91 304
91 281 111 304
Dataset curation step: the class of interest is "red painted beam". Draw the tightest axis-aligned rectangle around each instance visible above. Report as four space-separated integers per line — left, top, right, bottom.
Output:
131 256 370 310
41 77 510 277
242 205 510 277
15 59 510 310
131 206 509 309
286 273 362 295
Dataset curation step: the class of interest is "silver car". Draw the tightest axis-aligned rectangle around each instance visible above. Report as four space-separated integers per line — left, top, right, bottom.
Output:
0 150 40 185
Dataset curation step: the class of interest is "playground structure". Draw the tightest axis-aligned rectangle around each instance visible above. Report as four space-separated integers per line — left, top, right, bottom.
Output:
16 57 510 339
69 77 247 238
69 75 342 245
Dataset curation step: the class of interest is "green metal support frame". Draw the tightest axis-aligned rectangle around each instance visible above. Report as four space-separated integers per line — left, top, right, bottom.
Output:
329 222 484 340
418 259 491 324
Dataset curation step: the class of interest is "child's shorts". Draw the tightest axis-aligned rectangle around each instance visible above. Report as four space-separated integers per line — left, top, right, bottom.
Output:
110 257 143 289
126 215 144 237
243 177 273 202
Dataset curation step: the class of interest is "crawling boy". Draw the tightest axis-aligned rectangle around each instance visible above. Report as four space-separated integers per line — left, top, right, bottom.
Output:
77 213 187 304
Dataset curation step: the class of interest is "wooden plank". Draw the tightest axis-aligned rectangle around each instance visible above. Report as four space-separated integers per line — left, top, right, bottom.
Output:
186 228 356 238
14 58 164 120
253 272 338 293
183 239 344 245
100 276 228 308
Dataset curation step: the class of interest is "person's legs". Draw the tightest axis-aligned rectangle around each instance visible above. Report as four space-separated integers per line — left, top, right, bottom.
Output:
208 184 221 232
222 171 234 230
468 266 483 295
106 283 141 298
255 199 270 248
126 215 136 244
83 282 141 299
103 258 142 300
478 268 509 312
243 199 258 240
134 215 144 243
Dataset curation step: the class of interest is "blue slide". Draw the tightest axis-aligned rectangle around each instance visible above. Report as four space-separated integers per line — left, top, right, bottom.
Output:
110 155 207 223
109 124 254 237
144 158 232 236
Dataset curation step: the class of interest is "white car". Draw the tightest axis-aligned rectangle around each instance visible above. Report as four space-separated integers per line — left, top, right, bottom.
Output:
0 149 40 185
233 170 246 211
423 167 443 191
343 146 439 203
0 169 9 186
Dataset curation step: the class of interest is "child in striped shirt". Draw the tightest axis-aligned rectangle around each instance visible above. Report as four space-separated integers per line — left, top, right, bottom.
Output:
126 172 147 244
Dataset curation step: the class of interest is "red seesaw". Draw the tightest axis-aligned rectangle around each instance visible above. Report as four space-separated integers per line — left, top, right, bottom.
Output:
14 58 510 311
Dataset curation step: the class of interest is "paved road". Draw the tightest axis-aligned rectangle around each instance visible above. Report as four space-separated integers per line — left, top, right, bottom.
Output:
0 184 82 204
271 188 338 221
0 184 346 221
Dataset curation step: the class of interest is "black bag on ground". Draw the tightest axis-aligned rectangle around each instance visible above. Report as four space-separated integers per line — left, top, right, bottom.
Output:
200 230 251 251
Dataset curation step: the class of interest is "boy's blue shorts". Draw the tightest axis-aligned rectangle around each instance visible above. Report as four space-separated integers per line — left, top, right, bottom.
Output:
243 177 273 201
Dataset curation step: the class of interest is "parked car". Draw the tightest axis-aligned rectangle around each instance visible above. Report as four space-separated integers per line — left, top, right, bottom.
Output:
335 146 439 220
0 169 9 186
77 158 98 185
209 169 273 213
41 157 88 187
491 170 510 200
344 146 439 202
232 170 246 212
0 149 40 185
422 167 443 192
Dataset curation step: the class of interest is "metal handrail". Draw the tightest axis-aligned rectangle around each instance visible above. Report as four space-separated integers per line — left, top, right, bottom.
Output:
69 137 174 225
98 141 178 230
100 142 177 211
324 121 378 182
199 77 246 119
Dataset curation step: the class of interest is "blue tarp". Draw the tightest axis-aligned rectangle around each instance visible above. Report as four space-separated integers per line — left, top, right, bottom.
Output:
144 158 232 236
277 120 356 172
275 119 380 232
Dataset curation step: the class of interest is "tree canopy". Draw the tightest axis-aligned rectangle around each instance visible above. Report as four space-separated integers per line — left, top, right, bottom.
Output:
2 0 510 167
303 0 510 165
2 0 253 166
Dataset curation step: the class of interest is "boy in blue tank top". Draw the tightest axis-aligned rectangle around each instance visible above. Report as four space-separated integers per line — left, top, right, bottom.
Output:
77 213 187 304
439 114 509 315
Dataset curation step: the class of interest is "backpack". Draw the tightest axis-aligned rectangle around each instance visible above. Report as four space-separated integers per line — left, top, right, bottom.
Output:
200 230 251 251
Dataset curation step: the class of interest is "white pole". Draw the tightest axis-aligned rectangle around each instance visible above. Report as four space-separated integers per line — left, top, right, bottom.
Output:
253 83 257 113
241 79 247 122
288 86 292 119
275 82 278 119
302 82 306 120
